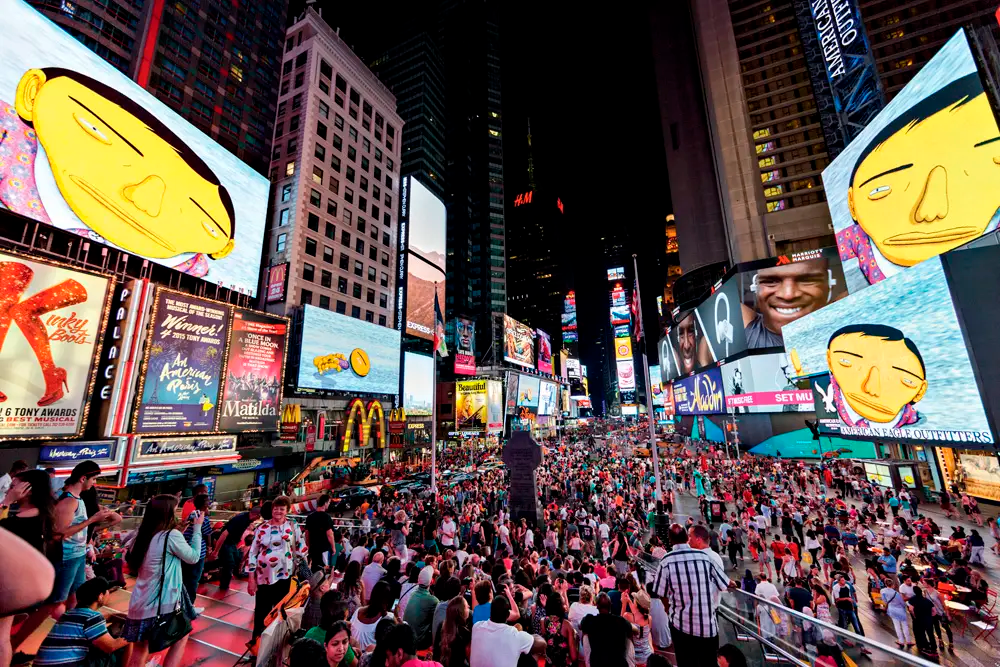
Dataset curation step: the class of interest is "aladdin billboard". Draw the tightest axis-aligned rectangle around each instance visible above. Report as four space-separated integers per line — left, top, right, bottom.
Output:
672 367 726 416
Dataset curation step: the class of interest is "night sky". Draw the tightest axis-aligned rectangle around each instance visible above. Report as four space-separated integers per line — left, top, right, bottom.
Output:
296 0 672 413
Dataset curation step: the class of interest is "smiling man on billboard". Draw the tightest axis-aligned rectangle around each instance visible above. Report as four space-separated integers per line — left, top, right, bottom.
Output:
743 257 836 347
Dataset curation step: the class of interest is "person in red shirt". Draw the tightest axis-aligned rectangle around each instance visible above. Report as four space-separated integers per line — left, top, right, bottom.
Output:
770 536 786 573
180 484 208 522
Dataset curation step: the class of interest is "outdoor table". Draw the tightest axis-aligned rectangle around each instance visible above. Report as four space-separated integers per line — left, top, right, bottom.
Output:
934 536 950 543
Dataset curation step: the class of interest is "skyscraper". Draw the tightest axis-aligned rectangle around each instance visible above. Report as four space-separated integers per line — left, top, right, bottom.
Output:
653 0 1000 267
263 8 403 330
27 0 288 175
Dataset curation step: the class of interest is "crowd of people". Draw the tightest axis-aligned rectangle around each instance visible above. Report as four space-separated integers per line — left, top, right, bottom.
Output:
0 425 996 667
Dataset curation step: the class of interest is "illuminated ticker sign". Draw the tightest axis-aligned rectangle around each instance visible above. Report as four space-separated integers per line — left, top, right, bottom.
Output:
514 191 534 207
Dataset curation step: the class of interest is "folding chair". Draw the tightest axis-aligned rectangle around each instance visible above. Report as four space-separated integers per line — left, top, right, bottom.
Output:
971 611 998 648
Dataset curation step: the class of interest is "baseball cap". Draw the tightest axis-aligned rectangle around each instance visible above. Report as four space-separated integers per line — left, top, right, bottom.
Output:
418 566 434 586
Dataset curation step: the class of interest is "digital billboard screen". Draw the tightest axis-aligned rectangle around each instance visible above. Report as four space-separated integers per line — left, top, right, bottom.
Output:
1 1 270 295
403 352 433 416
503 315 535 368
566 358 582 378
561 311 577 330
823 29 1000 293
537 329 553 374
486 380 504 432
672 367 726 415
649 364 665 407
615 337 633 361
538 380 558 416
516 374 541 419
456 379 488 431
404 179 447 340
218 309 288 432
721 352 812 414
297 305 401 395
0 252 111 439
617 359 636 391
610 305 630 325
135 290 231 433
611 286 627 307
454 317 476 375
783 256 993 446
607 267 625 280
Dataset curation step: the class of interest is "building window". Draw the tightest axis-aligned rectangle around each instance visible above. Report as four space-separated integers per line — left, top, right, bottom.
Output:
337 276 348 293
381 252 389 267
353 282 362 298
327 201 338 217
286 138 297 154
333 134 342 150
349 126 358 141
351 305 361 319
336 300 347 314
331 156 341 172
312 166 323 185
346 167 355 183
339 253 349 270
354 260 363 277
380 272 389 287
344 209 352 225
355 238 364 254
278 209 290 226
292 93 302 110
368 246 377 261
341 230 351 246
365 310 374 323
289 115 300 131
367 266 376 282
285 161 295 176
344 187 354 204
374 166 382 181
329 177 339 194
319 295 330 309
314 144 325 161
335 114 344 129
371 204 380 220
276 233 287 252
294 71 304 88
318 100 330 118
325 222 336 240
348 146 356 162
316 122 327 140
281 184 292 202
278 101 287 117
301 289 312 305
379 292 387 308
323 245 334 263
302 263 314 282
363 138 371 153
310 189 321 207
378 315 386 326
383 212 391 226
361 157 369 172
320 270 332 288
360 177 368 192
366 288 375 304
307 212 319 231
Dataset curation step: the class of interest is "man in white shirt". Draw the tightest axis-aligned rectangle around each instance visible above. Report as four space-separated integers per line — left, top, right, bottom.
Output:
523 526 534 549
470 596 543 667
599 522 610 541
898 575 916 601
755 574 779 601
349 537 371 565
440 512 457 549
498 521 512 552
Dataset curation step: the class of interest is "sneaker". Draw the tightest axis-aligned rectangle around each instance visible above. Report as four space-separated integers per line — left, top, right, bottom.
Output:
194 606 206 615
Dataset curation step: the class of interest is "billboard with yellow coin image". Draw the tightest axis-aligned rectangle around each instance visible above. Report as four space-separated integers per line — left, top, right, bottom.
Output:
782 256 994 447
823 29 1000 294
297 305 401 395
0 1 270 296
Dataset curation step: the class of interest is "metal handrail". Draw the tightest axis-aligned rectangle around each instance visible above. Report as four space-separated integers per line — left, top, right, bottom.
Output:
716 606 811 667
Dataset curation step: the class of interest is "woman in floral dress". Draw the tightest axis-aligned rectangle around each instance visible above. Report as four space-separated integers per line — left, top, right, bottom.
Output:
246 496 306 639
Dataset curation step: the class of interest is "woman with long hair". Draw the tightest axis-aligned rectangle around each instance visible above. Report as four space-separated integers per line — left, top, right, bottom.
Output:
350 580 395 650
623 590 653 667
434 596 471 667
540 591 577 667
124 494 203 667
341 560 364 618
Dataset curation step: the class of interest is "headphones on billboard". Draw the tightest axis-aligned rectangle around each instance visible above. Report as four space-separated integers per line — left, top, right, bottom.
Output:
714 291 734 355
750 269 837 303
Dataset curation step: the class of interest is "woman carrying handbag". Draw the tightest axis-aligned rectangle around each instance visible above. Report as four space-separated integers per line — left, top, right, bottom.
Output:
123 495 203 667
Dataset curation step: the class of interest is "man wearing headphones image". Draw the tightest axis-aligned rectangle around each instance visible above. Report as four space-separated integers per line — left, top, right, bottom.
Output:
742 256 841 348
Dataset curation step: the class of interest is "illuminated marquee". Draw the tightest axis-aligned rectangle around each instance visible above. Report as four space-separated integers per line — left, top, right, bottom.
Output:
513 191 534 206
342 398 386 452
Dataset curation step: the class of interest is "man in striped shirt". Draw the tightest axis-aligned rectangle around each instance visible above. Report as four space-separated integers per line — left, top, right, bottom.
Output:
34 577 129 666
651 524 735 666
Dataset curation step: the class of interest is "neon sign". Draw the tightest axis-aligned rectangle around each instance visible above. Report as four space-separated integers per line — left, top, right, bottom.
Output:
513 191 533 207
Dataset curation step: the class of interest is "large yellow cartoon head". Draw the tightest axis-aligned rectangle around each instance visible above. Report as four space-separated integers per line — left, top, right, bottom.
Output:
15 68 235 260
826 325 927 423
847 74 1000 268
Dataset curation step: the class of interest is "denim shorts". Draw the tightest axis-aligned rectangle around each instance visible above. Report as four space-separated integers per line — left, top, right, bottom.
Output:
51 555 87 603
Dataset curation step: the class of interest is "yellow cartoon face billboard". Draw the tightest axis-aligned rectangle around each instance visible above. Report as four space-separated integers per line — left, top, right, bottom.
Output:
0 2 268 295
825 29 1000 292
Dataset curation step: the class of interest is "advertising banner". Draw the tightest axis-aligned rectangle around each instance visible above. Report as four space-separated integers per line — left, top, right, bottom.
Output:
610 305 630 325
403 352 433 416
649 364 664 407
561 312 577 330
566 358 582 378
607 267 625 281
505 373 520 415
265 264 288 304
615 337 633 361
791 0 885 157
536 329 553 374
784 256 994 446
672 367 726 415
0 252 111 439
662 382 675 416
39 440 118 465
454 317 476 375
134 290 230 433
616 359 636 391
218 310 287 432
487 380 504 433
1 2 270 295
538 380 558 416
297 305 401 395
503 315 535 368
516 375 541 420
456 380 488 432
611 286 627 307
823 29 1000 293
131 434 238 463
404 179 447 340
721 352 812 414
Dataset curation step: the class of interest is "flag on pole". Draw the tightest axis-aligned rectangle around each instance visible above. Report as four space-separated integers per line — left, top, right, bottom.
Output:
433 290 449 357
631 277 644 341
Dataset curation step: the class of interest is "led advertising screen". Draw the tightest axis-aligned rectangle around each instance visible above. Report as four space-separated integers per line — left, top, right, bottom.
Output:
405 179 447 340
824 29 1000 293
783 256 994 446
615 336 633 361
611 285 627 307
610 305 630 325
721 352 812 414
649 364 665 407
456 379 488 431
486 379 504 433
505 372 519 415
403 352 433 416
135 290 231 433
659 335 679 384
0 252 111 439
614 324 630 338
538 380 558 416
537 329 553 374
218 310 288 432
672 367 726 415
516 374 541 419
265 264 288 304
617 359 636 391
297 305 401 395
561 312 577 330
454 317 476 375
1 1 270 295
566 358 582 378
737 247 848 349
503 315 535 368
563 330 578 343
607 267 625 280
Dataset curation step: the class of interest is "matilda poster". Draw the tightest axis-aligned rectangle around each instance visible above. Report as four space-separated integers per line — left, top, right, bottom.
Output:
0 252 111 438
135 290 231 433
218 310 287 432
